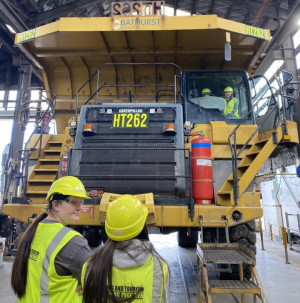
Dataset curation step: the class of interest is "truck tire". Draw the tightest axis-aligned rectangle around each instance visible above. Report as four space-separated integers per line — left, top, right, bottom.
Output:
220 221 256 280
229 221 256 252
177 228 198 247
0 215 11 238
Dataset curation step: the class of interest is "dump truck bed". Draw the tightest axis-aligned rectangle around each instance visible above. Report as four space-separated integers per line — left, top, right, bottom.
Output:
14 15 270 131
15 15 270 101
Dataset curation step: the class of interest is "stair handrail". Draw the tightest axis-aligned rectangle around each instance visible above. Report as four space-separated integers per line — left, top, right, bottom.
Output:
228 75 281 205
75 62 182 126
17 89 56 202
22 89 56 155
17 148 34 203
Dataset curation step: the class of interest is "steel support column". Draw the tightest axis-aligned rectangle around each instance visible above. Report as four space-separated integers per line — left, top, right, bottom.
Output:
8 59 32 199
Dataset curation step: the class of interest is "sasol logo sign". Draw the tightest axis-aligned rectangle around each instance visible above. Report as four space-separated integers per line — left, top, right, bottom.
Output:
111 1 165 17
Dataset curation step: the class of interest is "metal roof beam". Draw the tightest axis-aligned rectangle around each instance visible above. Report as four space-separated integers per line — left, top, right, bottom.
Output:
173 0 178 16
208 0 215 14
34 0 102 26
255 0 300 75
246 0 288 19
190 0 197 15
27 0 41 12
0 32 17 55
0 0 28 32
225 0 238 19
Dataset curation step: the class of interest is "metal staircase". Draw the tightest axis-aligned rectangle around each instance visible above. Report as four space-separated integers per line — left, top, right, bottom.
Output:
217 125 283 206
26 135 63 204
15 88 59 204
217 70 299 206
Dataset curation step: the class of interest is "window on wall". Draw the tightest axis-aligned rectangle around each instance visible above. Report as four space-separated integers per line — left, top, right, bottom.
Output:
0 89 57 166
293 28 300 49
293 28 300 72
264 60 284 81
0 120 13 179
296 52 300 70
0 90 18 110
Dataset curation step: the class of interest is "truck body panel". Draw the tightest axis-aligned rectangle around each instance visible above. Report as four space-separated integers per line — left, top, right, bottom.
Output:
2 13 298 255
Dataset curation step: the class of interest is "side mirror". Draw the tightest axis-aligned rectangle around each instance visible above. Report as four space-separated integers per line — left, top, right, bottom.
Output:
224 42 231 61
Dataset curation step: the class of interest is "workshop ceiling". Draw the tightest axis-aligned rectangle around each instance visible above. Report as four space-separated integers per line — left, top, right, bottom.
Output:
0 0 299 89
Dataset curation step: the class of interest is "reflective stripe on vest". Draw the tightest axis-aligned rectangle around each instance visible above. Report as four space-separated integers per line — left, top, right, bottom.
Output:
40 227 71 303
152 255 163 303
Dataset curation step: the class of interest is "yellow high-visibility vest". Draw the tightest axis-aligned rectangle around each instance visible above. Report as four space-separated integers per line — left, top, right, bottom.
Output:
223 97 239 118
82 254 168 302
18 222 82 303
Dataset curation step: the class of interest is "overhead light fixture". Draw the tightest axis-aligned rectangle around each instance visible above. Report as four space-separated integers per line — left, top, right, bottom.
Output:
5 24 16 34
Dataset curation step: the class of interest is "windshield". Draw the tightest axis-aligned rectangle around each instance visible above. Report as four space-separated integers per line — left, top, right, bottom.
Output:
183 70 252 124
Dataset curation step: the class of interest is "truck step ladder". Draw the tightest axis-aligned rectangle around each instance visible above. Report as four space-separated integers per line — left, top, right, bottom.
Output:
197 243 266 303
26 138 63 203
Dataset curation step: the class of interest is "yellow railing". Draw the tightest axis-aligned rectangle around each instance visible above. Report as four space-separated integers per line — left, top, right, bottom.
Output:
258 219 289 264
258 217 300 264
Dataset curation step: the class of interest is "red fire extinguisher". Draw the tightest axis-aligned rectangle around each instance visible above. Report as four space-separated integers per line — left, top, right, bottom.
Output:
61 153 68 177
191 135 214 204
41 111 51 130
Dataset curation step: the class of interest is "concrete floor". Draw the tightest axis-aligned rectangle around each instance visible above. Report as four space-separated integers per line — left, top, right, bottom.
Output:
1 233 300 303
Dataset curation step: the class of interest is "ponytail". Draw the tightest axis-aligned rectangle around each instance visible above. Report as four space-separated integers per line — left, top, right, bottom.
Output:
11 212 48 298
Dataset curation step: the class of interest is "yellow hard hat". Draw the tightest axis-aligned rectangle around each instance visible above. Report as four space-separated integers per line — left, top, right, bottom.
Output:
202 88 211 94
224 86 233 93
105 195 148 241
46 176 91 202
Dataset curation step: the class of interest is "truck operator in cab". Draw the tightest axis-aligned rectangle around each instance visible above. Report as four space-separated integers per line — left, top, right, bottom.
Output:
202 88 211 97
223 86 239 118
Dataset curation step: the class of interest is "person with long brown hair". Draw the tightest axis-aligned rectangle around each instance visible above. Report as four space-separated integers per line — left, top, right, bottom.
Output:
11 176 92 303
82 194 169 303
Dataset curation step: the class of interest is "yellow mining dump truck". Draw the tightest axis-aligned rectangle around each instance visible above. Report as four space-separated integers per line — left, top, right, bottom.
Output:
2 10 299 276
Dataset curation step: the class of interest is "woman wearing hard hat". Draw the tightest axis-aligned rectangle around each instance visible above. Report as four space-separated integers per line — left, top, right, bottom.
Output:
82 194 169 303
11 176 92 303
223 86 239 118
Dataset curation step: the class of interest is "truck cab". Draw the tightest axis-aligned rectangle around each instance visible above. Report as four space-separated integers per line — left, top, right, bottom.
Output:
183 70 252 123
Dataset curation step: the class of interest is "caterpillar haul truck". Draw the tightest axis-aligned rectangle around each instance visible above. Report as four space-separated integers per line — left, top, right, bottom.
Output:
1 4 299 273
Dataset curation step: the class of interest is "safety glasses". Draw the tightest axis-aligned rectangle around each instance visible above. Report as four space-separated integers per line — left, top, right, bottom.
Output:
57 198 83 206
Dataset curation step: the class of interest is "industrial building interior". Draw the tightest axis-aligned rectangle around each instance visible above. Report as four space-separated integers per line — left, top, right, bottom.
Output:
0 1 300 302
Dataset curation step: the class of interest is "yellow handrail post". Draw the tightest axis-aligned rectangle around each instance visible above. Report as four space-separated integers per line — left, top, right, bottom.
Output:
259 218 265 250
269 223 273 241
281 226 290 264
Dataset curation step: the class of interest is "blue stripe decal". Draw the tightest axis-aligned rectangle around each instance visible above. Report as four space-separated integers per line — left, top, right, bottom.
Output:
192 143 211 148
